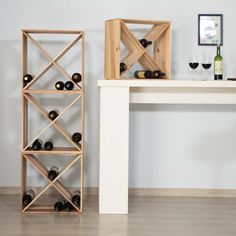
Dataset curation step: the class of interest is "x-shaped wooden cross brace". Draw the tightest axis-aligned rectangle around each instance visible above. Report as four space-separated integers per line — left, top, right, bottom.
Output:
22 154 81 213
23 93 82 151
105 19 171 80
22 31 83 90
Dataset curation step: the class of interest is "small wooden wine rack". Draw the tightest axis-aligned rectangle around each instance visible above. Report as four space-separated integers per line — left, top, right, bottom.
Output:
105 18 171 80
21 29 84 214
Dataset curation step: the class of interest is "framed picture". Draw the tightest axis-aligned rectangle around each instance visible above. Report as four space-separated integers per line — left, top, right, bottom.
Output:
198 14 223 46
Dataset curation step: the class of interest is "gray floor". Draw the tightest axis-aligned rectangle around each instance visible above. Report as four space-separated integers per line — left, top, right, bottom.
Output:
1 194 236 236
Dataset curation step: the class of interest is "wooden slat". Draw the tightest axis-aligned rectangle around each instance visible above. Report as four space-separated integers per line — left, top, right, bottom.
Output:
23 33 82 90
144 24 169 42
23 93 81 151
23 207 80 214
20 154 27 209
121 51 144 67
105 20 121 80
23 89 83 94
81 32 85 89
122 19 171 25
22 29 82 34
154 24 171 79
23 147 82 155
138 50 161 71
22 32 28 89
80 154 83 212
120 21 143 52
121 21 160 71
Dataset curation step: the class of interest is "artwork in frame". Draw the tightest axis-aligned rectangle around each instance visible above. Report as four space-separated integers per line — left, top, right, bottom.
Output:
198 14 223 46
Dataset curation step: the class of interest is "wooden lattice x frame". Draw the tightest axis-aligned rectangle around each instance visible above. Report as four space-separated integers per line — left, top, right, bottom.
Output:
105 19 171 80
22 30 84 90
22 154 82 214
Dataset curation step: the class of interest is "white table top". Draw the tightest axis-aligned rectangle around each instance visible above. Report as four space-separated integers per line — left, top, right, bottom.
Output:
97 79 236 88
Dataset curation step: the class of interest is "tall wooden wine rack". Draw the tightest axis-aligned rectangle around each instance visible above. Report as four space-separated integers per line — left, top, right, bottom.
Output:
21 29 84 214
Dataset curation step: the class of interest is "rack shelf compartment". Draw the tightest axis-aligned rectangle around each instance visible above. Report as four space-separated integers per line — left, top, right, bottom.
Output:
105 18 171 80
21 29 84 214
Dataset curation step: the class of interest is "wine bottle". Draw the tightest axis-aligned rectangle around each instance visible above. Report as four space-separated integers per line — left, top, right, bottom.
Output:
55 81 64 90
54 197 64 212
72 190 81 206
44 139 53 151
120 63 127 73
139 38 152 48
72 73 82 83
72 132 82 143
151 70 166 79
134 70 152 79
48 109 59 120
32 139 43 151
48 166 59 181
64 81 74 90
64 202 73 212
23 74 33 85
22 190 35 207
214 44 223 80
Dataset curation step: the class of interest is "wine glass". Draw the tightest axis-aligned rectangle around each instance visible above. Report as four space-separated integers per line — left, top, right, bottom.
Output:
189 55 199 80
202 55 212 80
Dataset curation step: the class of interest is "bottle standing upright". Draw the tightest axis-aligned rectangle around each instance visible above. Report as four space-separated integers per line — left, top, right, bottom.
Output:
214 44 223 80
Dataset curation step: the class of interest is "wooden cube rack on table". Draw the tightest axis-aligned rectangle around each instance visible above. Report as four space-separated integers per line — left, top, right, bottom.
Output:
21 29 84 214
105 18 171 80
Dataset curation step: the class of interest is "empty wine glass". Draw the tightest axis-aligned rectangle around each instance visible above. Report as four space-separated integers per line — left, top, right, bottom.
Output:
189 55 199 80
202 55 212 80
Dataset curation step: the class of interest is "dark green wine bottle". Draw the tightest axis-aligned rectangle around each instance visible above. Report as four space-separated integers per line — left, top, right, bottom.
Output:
214 44 223 80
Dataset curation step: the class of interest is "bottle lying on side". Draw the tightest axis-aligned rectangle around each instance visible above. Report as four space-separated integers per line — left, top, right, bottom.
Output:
64 201 73 212
22 190 35 207
23 74 34 87
55 81 64 90
48 109 59 120
72 73 82 83
54 197 65 212
48 166 59 181
32 139 43 151
44 139 53 151
134 70 166 79
65 81 74 90
139 38 152 48
72 190 81 207
72 132 82 143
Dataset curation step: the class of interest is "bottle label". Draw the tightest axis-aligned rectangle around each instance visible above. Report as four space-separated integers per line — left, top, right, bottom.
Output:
215 61 223 75
138 71 145 78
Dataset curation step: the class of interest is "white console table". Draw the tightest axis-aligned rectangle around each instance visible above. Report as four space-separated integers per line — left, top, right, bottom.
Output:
98 80 236 214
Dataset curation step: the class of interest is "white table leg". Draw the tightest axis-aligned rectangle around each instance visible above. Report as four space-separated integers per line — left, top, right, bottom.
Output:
99 86 129 214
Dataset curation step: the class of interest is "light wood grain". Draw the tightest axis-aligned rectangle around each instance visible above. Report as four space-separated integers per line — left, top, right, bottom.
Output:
105 19 121 80
105 19 171 80
122 18 171 25
23 89 83 94
21 29 84 215
23 32 82 90
22 154 81 213
22 29 82 34
23 147 81 155
23 93 81 151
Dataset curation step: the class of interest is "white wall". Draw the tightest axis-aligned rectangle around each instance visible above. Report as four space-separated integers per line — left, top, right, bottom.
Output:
0 0 236 189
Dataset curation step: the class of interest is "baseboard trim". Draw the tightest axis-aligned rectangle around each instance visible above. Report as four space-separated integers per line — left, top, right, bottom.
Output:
128 188 236 197
1 187 236 197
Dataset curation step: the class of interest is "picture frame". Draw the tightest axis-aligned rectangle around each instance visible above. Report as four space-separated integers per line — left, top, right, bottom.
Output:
198 14 223 46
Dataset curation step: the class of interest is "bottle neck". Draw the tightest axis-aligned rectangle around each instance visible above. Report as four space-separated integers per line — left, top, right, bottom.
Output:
217 46 221 56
